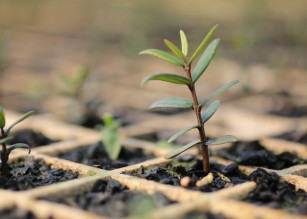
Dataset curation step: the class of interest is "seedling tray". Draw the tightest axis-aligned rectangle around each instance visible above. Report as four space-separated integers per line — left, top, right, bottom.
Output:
0 110 306 219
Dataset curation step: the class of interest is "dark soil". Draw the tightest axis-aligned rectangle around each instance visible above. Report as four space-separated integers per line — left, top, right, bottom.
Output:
123 155 248 192
0 208 43 219
0 157 79 191
7 129 58 148
274 130 307 145
181 211 229 219
213 141 307 169
245 168 307 215
59 141 155 170
43 178 174 218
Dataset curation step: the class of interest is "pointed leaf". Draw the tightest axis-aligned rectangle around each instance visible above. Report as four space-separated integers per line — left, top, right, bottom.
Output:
201 100 220 124
180 30 188 56
142 73 191 86
0 106 5 128
7 143 31 155
191 38 220 82
188 24 218 65
199 80 240 108
150 97 193 109
168 124 200 143
164 39 185 58
0 136 13 144
206 135 237 145
5 111 34 136
139 49 184 66
165 139 200 159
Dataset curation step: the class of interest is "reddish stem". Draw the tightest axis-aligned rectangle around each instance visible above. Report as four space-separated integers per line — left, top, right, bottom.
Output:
1 127 8 177
184 64 210 173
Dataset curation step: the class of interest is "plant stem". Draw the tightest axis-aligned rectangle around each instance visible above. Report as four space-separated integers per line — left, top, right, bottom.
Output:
0 127 8 177
184 65 210 173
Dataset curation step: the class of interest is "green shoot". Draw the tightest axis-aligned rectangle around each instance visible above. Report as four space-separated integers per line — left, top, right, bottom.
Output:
0 106 33 177
140 25 239 173
99 113 122 160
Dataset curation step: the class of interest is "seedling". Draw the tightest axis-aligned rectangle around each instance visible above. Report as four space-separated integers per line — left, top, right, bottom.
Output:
141 25 239 173
58 65 89 99
0 106 33 177
98 113 122 160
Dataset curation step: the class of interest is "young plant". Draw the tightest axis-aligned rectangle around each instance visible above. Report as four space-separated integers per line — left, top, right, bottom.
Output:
58 65 89 99
0 106 33 177
141 25 239 173
99 113 122 160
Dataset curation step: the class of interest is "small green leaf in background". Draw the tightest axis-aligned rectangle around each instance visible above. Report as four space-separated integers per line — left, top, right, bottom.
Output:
141 73 191 86
101 113 122 160
150 97 193 109
139 49 184 66
180 30 188 56
206 135 237 145
188 24 218 65
0 106 5 128
201 100 220 124
5 111 34 136
165 139 200 159
191 38 220 83
168 124 200 143
7 143 31 155
198 80 240 107
164 39 185 58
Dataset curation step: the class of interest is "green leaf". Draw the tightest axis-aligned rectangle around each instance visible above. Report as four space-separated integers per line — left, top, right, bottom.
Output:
201 100 220 124
150 97 193 109
168 124 200 143
0 136 13 144
141 73 191 86
101 127 121 160
6 143 31 155
180 30 188 56
206 135 237 145
0 106 5 128
5 111 34 136
165 139 200 159
188 24 218 65
139 49 184 66
199 80 240 108
164 39 185 58
191 38 220 82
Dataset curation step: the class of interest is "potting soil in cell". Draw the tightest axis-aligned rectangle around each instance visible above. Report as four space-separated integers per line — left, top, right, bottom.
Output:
245 168 307 215
59 141 155 170
0 157 79 190
181 211 229 219
123 155 249 192
43 178 174 218
213 140 307 169
7 129 58 147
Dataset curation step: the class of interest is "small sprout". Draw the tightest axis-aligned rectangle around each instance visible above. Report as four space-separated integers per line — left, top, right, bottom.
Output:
58 65 89 98
86 170 96 176
99 113 122 160
140 26 239 173
0 106 33 177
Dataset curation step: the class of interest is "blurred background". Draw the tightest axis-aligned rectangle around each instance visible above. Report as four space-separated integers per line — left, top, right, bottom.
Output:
0 0 306 128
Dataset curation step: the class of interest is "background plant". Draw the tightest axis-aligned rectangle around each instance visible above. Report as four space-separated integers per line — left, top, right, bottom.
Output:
0 106 33 177
98 113 122 160
141 25 239 173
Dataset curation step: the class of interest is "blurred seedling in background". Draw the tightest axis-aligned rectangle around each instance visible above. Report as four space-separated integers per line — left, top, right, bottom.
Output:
0 106 33 177
141 25 239 173
56 65 101 126
98 113 122 160
58 65 89 99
